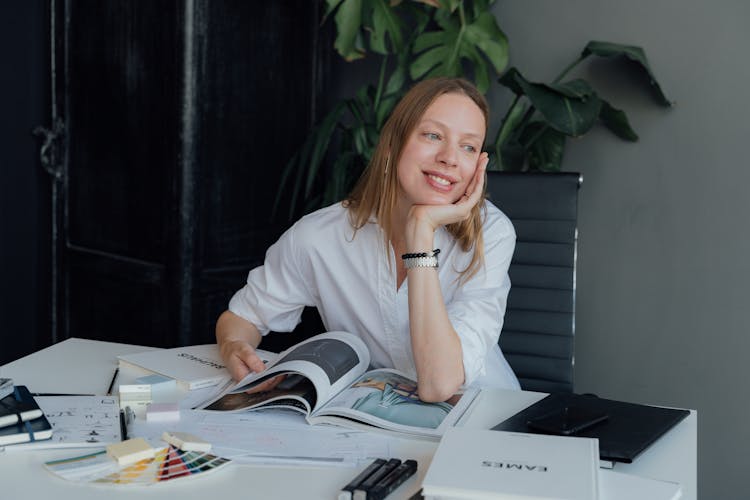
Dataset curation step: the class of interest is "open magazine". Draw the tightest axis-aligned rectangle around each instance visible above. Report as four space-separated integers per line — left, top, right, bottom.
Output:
193 331 479 439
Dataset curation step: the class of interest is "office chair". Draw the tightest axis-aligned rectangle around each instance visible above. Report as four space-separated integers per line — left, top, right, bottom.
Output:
486 171 582 393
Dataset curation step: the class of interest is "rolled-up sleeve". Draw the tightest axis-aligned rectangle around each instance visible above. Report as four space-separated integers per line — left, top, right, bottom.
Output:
446 209 515 386
228 221 314 335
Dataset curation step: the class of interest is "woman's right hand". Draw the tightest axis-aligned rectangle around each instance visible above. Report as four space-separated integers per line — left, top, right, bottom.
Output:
219 340 288 393
219 339 267 382
216 310 288 392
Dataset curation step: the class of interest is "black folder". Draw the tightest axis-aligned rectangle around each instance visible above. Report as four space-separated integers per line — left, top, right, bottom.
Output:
491 392 690 463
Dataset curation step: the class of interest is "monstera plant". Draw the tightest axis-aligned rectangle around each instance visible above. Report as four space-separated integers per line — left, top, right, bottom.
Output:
275 0 671 220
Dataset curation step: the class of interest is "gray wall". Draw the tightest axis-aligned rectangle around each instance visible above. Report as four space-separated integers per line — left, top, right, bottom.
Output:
491 1 749 498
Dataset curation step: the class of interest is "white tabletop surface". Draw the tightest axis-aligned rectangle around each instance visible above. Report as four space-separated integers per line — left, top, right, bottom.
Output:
0 338 696 499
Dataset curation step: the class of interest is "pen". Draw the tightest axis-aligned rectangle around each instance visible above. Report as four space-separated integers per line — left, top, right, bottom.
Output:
368 459 418 500
352 458 401 500
338 458 387 500
106 368 119 396
119 409 128 441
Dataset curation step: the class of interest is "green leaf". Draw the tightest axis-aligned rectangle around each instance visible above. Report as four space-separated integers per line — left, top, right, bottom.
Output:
375 94 398 129
502 68 602 137
521 122 566 172
324 151 362 206
547 79 596 100
304 103 347 197
410 44 453 79
369 0 405 54
495 97 527 152
323 0 346 20
376 63 408 128
412 30 445 54
599 100 639 141
474 62 490 94
582 40 672 106
334 0 366 61
409 8 508 92
464 12 509 74
497 67 524 95
470 0 495 19
353 125 368 156
384 64 406 97
498 137 526 172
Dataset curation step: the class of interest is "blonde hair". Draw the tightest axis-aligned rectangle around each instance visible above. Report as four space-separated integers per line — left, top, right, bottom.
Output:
345 77 489 282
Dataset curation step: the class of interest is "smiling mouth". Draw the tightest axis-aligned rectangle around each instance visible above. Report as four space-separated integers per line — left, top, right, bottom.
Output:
427 174 452 186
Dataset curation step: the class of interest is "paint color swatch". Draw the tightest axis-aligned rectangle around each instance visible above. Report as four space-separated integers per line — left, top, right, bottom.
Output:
44 445 231 485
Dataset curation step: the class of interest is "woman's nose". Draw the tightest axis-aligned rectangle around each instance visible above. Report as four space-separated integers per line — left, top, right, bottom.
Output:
436 142 458 167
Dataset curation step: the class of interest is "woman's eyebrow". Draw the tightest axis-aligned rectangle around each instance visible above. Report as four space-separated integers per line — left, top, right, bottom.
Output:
419 118 484 140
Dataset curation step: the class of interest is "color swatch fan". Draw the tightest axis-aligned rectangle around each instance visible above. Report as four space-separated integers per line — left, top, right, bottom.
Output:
44 445 231 485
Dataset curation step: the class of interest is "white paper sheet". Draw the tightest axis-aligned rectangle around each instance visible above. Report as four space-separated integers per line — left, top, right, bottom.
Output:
3 396 121 451
128 408 394 466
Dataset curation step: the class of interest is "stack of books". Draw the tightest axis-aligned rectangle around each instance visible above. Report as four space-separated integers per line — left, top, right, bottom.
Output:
0 381 53 447
421 427 682 499
422 427 600 500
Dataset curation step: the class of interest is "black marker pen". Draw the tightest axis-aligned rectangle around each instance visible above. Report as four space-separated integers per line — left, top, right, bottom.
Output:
338 458 387 500
119 409 128 441
352 458 401 500
368 459 418 500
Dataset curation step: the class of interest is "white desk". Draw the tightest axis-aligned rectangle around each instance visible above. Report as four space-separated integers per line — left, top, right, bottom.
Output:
1 338 696 499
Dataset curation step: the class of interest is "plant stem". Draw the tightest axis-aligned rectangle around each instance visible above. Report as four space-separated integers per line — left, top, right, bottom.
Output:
522 123 549 149
496 95 522 146
516 105 537 135
553 54 586 83
448 3 467 73
374 54 389 111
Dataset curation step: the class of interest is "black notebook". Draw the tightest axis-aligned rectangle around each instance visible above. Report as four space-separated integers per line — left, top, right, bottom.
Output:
491 392 690 463
0 386 53 447
0 385 43 428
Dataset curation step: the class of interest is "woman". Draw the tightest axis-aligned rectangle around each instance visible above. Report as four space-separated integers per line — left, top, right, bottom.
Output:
216 77 519 402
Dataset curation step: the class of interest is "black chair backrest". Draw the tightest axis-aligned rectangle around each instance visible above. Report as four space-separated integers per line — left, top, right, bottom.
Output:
486 171 582 393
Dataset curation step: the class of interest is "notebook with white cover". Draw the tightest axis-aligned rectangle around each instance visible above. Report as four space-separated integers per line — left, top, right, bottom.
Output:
422 428 599 500
117 345 235 390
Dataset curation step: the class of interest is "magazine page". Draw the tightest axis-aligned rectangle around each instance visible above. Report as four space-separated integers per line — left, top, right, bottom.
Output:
196 331 370 414
200 375 318 415
308 368 480 439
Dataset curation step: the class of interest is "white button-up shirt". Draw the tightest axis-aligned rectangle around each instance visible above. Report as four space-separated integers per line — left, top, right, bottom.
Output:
229 201 520 390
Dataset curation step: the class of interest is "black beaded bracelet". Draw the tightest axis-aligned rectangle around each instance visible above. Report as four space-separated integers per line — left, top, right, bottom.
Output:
401 248 440 260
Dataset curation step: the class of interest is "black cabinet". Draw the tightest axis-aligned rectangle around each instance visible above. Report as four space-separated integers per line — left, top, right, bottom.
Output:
43 0 329 348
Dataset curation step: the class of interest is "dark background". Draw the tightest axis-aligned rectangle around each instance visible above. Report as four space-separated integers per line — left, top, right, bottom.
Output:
0 0 49 364
1 1 331 364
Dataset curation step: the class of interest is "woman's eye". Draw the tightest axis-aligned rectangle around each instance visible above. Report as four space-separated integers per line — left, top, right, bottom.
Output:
424 132 441 140
462 144 477 153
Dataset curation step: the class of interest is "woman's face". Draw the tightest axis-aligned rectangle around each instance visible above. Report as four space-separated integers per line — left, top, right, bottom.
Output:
396 92 485 207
